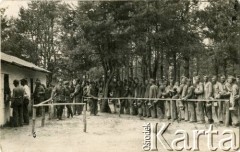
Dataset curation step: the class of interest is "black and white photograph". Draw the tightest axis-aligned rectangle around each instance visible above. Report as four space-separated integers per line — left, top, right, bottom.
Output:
0 0 240 152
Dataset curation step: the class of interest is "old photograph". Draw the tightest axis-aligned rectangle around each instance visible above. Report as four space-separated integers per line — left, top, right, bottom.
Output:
0 0 240 152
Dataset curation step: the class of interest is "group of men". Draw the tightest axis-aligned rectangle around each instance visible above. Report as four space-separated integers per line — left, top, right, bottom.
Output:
10 78 53 127
10 74 240 127
11 79 30 127
109 75 240 127
50 78 99 120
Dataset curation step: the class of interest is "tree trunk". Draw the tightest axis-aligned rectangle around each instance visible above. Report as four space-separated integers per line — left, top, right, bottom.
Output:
177 61 181 83
152 50 160 80
160 49 164 80
100 69 114 113
173 53 177 82
223 59 227 77
214 58 219 76
183 57 190 78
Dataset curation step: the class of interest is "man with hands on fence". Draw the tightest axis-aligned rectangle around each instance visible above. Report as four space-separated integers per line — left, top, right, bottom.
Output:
50 78 65 120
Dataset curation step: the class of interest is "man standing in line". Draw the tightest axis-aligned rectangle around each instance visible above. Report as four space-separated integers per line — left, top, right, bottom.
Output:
144 79 151 117
33 79 45 117
218 75 229 124
138 81 146 119
133 77 141 116
211 76 223 124
148 79 158 118
11 80 24 127
203 75 214 124
181 77 189 121
51 78 65 120
21 79 30 125
71 79 83 115
156 80 167 119
170 81 179 121
228 76 239 127
182 79 196 123
176 76 187 121
64 81 73 118
194 76 205 124
165 78 175 120
109 77 118 114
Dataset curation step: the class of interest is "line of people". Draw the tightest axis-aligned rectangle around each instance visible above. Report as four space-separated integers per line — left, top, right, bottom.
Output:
108 75 240 127
9 74 240 127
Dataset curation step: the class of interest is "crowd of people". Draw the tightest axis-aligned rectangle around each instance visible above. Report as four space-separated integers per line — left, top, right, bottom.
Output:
106 75 240 127
10 74 240 127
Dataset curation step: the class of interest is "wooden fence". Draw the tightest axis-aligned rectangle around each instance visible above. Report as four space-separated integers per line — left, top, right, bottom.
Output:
32 100 86 137
83 96 232 126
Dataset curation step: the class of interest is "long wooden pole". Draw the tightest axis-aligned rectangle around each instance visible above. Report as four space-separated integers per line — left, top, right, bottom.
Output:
225 101 230 127
32 107 36 137
118 99 121 117
82 97 229 102
83 103 87 132
41 106 45 127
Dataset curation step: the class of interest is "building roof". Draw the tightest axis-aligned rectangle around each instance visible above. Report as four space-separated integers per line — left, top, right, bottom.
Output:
1 52 50 73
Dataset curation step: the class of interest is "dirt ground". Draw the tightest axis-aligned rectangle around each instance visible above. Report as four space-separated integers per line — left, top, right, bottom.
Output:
0 109 239 152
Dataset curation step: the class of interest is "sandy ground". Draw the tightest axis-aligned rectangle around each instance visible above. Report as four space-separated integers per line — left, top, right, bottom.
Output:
0 109 239 152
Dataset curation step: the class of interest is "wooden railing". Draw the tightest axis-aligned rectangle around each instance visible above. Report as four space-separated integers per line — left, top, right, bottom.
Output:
83 96 232 126
32 99 86 137
31 97 234 137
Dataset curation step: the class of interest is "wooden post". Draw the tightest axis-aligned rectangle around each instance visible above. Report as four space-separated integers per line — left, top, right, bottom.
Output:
51 103 54 119
85 97 88 111
83 103 87 132
171 100 174 122
225 101 230 127
48 105 51 120
118 99 121 117
41 106 45 127
32 107 36 135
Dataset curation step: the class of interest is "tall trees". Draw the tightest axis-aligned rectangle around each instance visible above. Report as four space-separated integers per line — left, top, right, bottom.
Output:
197 0 240 76
1 0 240 105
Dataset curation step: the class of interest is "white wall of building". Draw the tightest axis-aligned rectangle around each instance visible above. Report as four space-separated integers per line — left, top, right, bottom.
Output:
0 62 48 126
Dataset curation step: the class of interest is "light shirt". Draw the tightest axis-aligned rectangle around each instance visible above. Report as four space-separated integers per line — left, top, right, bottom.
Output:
23 85 31 100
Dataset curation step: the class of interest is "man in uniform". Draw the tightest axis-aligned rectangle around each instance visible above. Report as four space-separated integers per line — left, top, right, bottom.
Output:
123 81 132 114
11 80 24 127
144 79 151 117
176 76 187 121
132 77 141 115
64 81 73 118
228 76 239 127
194 76 205 124
33 79 45 116
171 81 179 121
148 79 158 118
109 77 118 114
156 80 167 119
71 79 83 115
182 79 196 123
138 81 146 119
211 76 223 123
203 75 213 124
217 75 229 124
181 77 189 121
164 78 174 120
51 78 65 120
21 79 30 125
